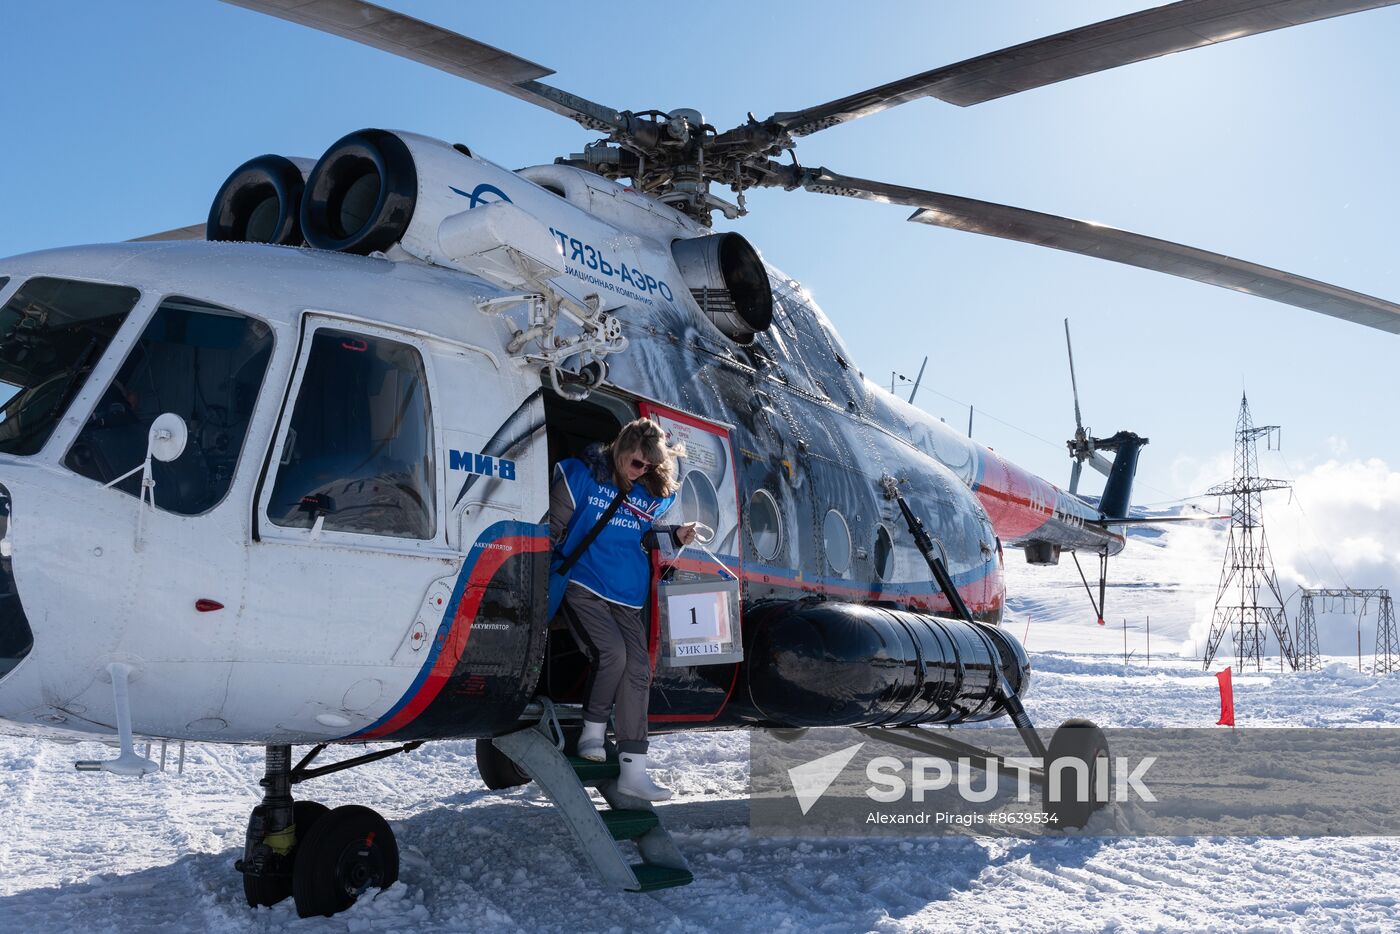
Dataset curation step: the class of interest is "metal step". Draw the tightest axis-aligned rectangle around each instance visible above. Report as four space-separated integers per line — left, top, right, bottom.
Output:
566 755 620 785
600 809 660 841
493 722 692 893
629 863 694 891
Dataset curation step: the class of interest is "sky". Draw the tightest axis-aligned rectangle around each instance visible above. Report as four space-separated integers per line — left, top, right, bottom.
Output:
2 0 1399 514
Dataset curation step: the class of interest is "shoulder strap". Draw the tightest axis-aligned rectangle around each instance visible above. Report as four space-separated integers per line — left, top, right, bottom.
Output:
557 486 627 574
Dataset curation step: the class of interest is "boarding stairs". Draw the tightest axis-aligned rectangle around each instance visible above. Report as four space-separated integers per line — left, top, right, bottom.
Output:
492 713 693 892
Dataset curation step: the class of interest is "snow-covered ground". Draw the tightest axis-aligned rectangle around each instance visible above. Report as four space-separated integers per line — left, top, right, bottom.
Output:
3 523 1399 933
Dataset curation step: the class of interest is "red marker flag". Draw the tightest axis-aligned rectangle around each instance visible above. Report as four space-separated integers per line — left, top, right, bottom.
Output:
1215 667 1235 727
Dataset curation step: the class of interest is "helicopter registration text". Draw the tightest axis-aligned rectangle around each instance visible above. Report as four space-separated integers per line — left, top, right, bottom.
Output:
449 450 517 481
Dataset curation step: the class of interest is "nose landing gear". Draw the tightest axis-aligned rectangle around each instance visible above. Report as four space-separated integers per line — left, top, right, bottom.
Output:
240 797 332 908
236 745 302 908
236 740 421 917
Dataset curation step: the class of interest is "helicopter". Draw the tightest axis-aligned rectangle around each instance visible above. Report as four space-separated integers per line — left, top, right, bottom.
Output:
2 0 1398 919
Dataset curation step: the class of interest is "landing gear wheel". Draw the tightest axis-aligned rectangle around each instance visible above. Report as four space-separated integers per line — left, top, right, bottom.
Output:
241 799 333 907
1044 718 1110 830
291 804 399 918
476 737 532 790
241 800 331 908
293 800 330 838
243 861 289 909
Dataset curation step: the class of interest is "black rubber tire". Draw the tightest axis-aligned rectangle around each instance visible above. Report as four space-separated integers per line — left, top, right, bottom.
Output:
242 800 330 908
1044 718 1111 830
475 737 532 790
293 800 330 840
291 804 399 918
243 862 288 909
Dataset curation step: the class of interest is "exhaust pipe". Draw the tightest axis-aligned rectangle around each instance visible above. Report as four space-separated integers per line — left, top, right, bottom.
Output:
300 129 417 254
671 232 774 344
206 154 314 245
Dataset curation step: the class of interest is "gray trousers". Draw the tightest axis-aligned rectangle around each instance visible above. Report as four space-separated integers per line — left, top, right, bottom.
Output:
563 584 651 754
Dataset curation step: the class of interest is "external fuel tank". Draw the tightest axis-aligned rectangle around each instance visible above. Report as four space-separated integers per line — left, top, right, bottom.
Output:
734 600 1030 729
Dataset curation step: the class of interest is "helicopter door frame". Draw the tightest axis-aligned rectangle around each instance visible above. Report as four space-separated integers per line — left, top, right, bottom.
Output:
252 312 455 557
638 401 743 723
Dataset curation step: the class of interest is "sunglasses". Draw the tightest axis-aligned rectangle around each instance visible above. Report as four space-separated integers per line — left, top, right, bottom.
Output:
629 457 656 472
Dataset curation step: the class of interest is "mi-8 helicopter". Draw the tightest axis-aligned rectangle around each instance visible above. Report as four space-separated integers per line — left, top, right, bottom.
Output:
2 0 1398 918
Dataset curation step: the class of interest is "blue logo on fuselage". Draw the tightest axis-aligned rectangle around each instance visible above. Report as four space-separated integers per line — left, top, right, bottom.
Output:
450 183 513 208
450 450 516 481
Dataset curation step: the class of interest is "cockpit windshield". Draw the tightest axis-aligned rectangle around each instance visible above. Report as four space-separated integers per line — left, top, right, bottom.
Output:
0 277 140 456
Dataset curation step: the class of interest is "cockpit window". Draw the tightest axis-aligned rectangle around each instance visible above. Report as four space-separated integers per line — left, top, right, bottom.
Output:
0 277 140 456
268 329 435 540
66 296 274 515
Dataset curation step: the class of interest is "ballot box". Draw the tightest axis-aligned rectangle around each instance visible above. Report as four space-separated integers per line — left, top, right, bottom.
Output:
657 573 743 667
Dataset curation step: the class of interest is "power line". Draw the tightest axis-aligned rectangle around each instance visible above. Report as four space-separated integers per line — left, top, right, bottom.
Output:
1201 394 1297 673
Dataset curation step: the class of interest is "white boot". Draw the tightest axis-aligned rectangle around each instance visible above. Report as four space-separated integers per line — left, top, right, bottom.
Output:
616 752 672 802
577 720 607 762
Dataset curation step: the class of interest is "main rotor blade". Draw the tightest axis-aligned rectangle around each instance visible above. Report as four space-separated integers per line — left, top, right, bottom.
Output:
767 0 1400 136
771 165 1400 334
219 0 626 132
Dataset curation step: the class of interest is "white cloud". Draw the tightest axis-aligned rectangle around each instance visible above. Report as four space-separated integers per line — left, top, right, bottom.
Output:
1169 451 1233 500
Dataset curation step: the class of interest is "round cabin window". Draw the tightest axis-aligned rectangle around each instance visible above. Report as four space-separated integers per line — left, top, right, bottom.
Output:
824 509 852 575
748 489 782 561
874 525 895 581
680 469 721 535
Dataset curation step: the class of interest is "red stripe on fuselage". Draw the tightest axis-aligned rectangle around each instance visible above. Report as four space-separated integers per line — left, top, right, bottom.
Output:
976 452 1057 540
358 534 548 740
659 555 1005 620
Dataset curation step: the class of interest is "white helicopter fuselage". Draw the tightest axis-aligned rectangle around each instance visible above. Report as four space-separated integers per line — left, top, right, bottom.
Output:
0 133 1114 747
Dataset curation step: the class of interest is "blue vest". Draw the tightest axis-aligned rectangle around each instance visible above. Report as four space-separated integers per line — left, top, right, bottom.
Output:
552 456 676 608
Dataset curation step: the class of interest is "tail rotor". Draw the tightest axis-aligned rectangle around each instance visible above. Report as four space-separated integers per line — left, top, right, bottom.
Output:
1063 318 1147 517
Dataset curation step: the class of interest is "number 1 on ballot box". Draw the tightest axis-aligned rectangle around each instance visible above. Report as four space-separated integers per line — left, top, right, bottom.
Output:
666 590 730 642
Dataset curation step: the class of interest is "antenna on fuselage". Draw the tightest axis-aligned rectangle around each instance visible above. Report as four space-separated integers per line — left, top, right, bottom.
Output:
907 356 927 404
892 356 929 404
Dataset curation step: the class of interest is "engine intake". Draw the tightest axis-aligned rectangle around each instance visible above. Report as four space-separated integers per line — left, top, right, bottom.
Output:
671 232 774 344
738 600 1029 728
206 154 313 245
301 129 418 254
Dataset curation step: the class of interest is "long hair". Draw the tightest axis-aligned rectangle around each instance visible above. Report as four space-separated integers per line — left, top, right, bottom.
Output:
608 417 685 498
